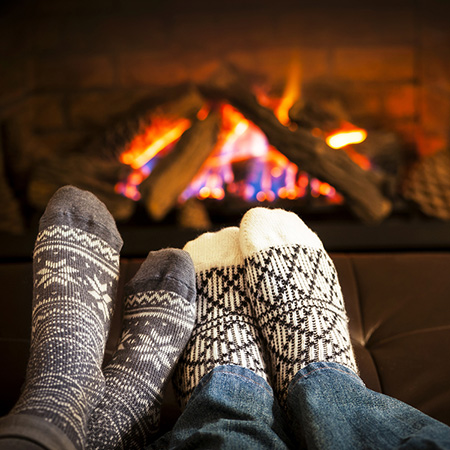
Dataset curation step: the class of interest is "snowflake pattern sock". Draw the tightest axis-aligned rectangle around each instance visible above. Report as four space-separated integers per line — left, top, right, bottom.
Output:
239 207 358 406
86 249 196 450
173 227 269 408
9 186 123 449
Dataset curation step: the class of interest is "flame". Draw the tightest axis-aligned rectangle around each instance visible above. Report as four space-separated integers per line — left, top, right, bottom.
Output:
117 101 345 204
121 117 191 169
116 116 191 200
275 56 302 125
116 63 370 206
180 104 333 203
325 122 371 171
326 128 367 149
257 53 302 126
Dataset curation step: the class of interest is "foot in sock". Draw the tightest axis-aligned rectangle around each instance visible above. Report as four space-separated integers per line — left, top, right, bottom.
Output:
239 207 358 406
7 186 123 449
86 249 196 450
173 227 269 408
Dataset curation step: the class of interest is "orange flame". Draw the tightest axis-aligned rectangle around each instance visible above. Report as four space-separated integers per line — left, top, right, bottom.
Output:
116 116 191 200
325 123 370 171
326 128 367 149
180 104 332 203
116 61 370 206
120 117 191 169
257 52 302 126
275 55 302 125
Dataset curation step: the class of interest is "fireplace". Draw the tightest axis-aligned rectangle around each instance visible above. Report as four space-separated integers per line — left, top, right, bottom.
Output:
1 0 450 256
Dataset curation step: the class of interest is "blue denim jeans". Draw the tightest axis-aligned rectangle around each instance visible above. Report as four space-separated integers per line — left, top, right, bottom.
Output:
150 363 450 449
2 363 450 449
151 365 294 449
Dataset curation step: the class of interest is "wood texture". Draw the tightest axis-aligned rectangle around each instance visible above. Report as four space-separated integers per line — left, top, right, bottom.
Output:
141 111 221 221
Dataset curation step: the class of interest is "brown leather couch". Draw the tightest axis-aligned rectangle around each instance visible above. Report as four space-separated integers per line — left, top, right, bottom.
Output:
1 252 450 431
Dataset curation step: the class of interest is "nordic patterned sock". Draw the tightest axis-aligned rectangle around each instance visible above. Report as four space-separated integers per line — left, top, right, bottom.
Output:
10 186 123 449
86 249 196 450
172 227 269 408
239 207 358 406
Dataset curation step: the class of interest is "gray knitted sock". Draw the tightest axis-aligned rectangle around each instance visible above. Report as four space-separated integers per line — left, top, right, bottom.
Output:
87 249 196 450
10 186 123 449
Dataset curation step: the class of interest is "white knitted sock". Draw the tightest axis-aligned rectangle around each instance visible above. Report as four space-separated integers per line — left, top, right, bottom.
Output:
87 249 196 450
173 227 269 408
240 207 358 406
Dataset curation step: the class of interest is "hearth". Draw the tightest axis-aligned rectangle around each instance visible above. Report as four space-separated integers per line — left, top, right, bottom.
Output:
1 0 450 255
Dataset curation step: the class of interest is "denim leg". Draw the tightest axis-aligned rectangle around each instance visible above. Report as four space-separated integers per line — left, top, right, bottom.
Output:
286 362 450 449
150 365 293 450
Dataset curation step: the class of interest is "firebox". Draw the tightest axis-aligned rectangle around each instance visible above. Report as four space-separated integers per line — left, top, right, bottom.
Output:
1 0 450 256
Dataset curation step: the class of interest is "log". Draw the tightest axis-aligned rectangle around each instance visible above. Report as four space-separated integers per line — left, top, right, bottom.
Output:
141 110 221 221
289 100 343 133
81 85 206 160
199 65 392 223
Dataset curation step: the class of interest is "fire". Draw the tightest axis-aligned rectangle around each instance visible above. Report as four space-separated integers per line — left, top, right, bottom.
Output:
120 117 191 169
257 53 302 127
325 123 370 171
275 57 302 125
180 104 315 203
116 116 191 200
326 128 367 149
117 67 370 205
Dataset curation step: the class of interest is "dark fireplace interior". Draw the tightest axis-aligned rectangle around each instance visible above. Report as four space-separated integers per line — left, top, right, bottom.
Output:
1 0 450 258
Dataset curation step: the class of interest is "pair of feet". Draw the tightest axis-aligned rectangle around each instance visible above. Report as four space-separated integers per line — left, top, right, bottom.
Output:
8 186 358 450
10 187 197 450
174 209 358 411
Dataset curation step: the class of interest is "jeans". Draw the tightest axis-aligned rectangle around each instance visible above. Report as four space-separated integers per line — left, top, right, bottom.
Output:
150 363 450 449
2 363 450 449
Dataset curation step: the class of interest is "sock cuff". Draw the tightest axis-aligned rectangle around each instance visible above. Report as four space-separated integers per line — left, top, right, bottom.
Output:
183 227 243 272
240 207 323 257
0 414 77 450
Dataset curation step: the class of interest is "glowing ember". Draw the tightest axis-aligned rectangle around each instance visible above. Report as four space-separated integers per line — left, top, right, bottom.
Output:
326 128 367 149
324 123 371 171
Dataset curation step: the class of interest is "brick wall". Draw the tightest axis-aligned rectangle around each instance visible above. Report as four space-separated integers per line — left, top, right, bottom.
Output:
1 0 450 176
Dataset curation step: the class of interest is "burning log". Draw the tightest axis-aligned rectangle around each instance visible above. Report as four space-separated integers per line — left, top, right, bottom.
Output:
289 100 344 133
82 85 206 160
27 86 207 222
140 111 221 221
199 65 392 223
28 154 135 221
